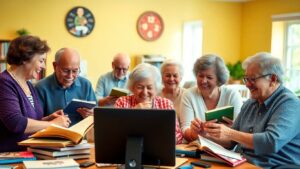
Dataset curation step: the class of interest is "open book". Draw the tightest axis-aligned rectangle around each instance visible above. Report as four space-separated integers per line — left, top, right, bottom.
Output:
63 99 96 114
181 137 246 167
18 116 93 147
109 87 129 97
205 106 234 122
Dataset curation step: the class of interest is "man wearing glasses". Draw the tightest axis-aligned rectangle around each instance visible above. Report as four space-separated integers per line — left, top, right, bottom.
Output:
198 52 300 168
35 48 96 125
95 53 130 106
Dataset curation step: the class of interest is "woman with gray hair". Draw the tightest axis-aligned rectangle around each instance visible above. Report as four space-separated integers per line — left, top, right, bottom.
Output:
180 54 243 142
115 63 183 144
159 59 186 122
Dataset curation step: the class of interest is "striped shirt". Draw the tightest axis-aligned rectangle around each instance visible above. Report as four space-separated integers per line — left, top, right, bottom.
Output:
115 95 183 144
27 95 35 107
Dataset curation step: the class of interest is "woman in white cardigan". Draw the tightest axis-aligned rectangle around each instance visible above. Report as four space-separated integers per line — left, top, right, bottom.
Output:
180 54 243 142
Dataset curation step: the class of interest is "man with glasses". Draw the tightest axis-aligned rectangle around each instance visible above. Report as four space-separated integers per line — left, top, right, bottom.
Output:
95 53 130 106
35 48 96 125
199 52 300 168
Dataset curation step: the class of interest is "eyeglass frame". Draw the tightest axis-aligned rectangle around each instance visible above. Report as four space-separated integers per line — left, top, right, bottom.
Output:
243 74 272 84
57 65 81 76
114 66 129 72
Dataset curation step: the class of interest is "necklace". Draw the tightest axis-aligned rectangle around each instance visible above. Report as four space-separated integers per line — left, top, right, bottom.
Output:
8 70 31 96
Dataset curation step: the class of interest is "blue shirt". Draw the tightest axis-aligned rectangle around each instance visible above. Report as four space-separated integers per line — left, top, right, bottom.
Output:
232 85 300 168
35 73 96 125
95 71 128 101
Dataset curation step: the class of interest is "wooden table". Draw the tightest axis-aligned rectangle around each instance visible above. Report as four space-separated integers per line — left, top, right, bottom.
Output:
78 146 261 169
10 145 261 169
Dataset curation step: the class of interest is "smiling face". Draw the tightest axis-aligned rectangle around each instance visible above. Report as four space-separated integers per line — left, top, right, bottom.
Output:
132 78 157 104
196 67 219 95
162 65 181 91
23 53 46 80
53 49 80 89
244 63 274 103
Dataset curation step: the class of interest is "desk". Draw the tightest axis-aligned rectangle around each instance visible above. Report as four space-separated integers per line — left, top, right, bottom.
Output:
78 146 261 169
11 145 261 169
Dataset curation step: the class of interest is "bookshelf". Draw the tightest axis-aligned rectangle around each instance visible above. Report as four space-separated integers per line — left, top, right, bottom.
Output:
0 39 46 81
0 40 10 72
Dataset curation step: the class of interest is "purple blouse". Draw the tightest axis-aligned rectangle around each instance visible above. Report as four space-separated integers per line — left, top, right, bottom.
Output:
0 70 43 152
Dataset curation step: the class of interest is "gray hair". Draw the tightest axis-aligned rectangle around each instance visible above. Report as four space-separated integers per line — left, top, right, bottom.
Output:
127 63 162 92
160 59 184 78
242 52 284 83
193 54 229 86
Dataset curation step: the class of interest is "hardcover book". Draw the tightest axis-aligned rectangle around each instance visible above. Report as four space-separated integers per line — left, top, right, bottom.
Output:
109 87 129 97
0 151 36 164
63 99 96 114
23 159 79 169
32 142 91 151
178 136 246 167
205 106 234 122
33 153 90 160
28 147 90 157
18 116 93 147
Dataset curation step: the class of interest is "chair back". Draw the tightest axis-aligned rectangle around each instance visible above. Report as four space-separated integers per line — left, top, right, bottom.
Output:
226 84 250 102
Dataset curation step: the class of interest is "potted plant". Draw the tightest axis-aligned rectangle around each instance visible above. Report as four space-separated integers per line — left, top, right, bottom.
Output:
16 28 30 36
226 61 244 84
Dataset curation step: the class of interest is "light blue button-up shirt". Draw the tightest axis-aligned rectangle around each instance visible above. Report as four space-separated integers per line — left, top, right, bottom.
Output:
95 71 128 101
232 85 300 168
35 73 96 125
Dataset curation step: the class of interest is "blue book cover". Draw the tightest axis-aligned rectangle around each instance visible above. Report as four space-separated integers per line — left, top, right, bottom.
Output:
63 99 96 115
0 157 36 164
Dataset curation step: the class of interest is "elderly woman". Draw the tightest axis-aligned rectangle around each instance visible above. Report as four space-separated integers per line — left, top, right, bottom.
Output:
159 59 186 122
115 63 183 144
0 36 70 152
202 52 300 168
180 54 243 142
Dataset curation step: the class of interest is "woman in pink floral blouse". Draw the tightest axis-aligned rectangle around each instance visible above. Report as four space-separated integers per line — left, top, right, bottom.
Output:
115 63 183 144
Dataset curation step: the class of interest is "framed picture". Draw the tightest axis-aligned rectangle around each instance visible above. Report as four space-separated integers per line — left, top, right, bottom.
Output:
137 11 164 41
65 6 95 37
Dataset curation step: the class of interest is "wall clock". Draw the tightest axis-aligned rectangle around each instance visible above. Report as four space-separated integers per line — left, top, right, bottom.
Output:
137 11 164 41
65 6 95 37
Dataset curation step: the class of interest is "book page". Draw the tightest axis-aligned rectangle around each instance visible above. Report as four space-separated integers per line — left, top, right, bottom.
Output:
29 116 93 144
69 116 94 136
199 136 242 160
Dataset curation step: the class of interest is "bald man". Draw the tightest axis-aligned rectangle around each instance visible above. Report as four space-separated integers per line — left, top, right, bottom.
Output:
95 53 131 106
35 48 96 125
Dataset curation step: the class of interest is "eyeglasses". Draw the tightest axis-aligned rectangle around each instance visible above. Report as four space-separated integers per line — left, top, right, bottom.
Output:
243 74 271 84
59 67 81 76
114 67 128 72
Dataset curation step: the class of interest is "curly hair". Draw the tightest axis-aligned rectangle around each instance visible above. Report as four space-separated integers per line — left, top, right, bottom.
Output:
7 35 50 65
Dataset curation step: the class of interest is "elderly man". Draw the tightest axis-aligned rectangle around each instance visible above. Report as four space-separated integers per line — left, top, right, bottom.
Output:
193 52 300 168
35 48 96 126
95 53 130 106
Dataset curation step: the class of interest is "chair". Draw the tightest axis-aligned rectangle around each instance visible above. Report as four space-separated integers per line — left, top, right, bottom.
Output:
226 84 250 102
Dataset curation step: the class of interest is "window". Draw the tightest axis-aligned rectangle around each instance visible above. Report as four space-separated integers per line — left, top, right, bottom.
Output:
271 13 300 94
182 21 203 84
285 22 300 92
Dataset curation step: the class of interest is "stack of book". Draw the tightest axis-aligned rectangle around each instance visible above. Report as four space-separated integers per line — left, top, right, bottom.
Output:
27 141 91 160
0 151 36 164
18 116 94 160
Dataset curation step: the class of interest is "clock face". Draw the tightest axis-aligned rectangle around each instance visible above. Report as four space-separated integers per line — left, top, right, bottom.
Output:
65 6 95 37
137 11 164 41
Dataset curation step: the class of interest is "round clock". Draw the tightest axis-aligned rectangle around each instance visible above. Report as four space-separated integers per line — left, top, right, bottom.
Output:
137 11 164 41
65 6 95 37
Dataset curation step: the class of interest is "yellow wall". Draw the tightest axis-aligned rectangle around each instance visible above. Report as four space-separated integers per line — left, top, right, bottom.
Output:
241 0 300 60
0 0 242 87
